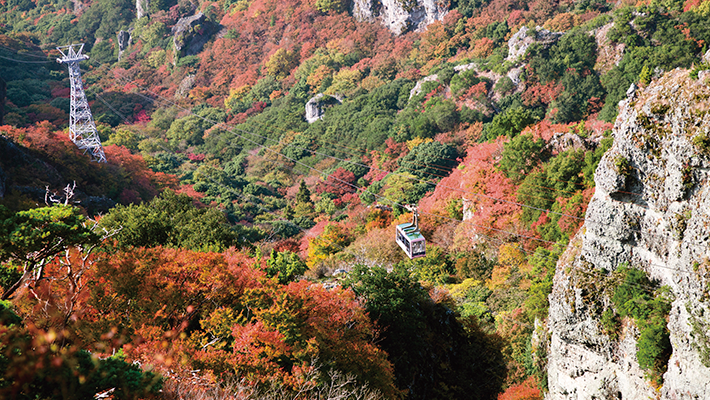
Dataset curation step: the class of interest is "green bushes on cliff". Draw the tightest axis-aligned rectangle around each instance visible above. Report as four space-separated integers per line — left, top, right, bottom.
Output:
611 266 673 385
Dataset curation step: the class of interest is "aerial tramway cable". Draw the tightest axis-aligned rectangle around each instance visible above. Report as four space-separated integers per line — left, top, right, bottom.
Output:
101 73 709 283
91 77 690 299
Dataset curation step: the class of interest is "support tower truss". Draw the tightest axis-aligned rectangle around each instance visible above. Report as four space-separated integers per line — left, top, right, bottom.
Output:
56 44 106 163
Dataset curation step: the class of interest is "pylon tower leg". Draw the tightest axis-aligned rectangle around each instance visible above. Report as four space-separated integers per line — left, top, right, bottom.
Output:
56 44 107 163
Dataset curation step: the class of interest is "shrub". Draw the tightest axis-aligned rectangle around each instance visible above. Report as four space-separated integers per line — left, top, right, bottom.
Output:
689 62 710 79
265 250 308 284
614 155 631 176
611 266 673 384
600 308 620 339
692 132 710 154
177 55 200 68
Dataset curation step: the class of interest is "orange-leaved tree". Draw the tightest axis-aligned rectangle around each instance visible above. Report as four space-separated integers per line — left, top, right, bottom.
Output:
88 247 397 396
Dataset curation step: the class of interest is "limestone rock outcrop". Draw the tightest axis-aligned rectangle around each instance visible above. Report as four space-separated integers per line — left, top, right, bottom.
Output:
305 94 342 123
117 30 132 61
408 74 438 99
593 22 625 74
172 12 217 57
136 0 148 19
352 0 447 35
506 26 563 63
175 74 196 98
547 69 710 399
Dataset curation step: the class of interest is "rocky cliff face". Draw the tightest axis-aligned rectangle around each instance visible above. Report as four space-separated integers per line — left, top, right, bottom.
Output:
305 94 342 123
351 0 447 35
117 30 132 61
547 68 710 399
172 12 217 58
136 0 148 19
506 26 563 63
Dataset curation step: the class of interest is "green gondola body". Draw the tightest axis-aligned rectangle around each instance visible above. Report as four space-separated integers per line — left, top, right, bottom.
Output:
396 222 426 259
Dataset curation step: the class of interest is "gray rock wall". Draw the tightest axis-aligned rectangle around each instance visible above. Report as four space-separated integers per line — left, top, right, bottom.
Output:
117 30 132 61
547 69 710 399
172 12 217 58
305 94 342 123
506 26 563 63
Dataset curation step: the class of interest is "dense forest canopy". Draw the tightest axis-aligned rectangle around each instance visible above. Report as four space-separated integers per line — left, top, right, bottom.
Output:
1 0 709 396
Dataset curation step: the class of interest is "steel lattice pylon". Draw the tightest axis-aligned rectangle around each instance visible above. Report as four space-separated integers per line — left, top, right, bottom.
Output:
56 43 106 163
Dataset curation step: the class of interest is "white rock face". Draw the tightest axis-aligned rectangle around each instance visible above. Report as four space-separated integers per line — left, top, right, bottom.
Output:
175 74 196 98
408 74 438 99
305 94 342 123
506 26 563 63
507 66 523 87
136 0 148 19
172 12 217 57
454 62 476 73
703 49 710 64
352 0 447 35
593 22 625 74
547 69 710 399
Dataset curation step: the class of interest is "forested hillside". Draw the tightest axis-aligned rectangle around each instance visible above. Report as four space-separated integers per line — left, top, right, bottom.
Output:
1 0 709 396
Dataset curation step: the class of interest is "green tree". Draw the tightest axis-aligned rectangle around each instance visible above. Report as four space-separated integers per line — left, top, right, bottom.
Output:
106 128 141 150
526 28 604 123
407 246 455 285
265 250 308 284
166 107 226 148
398 141 458 179
517 171 555 226
497 134 548 182
98 191 262 251
449 69 481 96
424 98 460 133
611 266 672 384
315 0 347 14
482 107 538 140
523 244 563 321
382 172 428 208
0 205 99 300
296 180 312 205
545 149 586 193
293 180 315 219
343 265 506 400
307 224 352 266
553 71 605 123
266 49 298 80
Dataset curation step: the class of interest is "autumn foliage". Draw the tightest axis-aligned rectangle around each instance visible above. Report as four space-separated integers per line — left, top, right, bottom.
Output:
83 247 397 396
498 377 543 400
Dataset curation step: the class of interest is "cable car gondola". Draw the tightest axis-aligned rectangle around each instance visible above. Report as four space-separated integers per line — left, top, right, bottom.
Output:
396 207 426 259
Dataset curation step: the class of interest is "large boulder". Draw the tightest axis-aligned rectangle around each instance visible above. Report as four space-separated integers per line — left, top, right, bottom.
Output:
408 74 438 99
